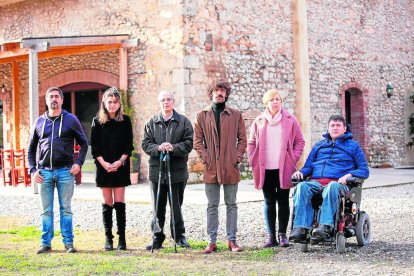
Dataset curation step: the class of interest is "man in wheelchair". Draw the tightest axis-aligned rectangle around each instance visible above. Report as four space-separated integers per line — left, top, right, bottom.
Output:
289 115 369 244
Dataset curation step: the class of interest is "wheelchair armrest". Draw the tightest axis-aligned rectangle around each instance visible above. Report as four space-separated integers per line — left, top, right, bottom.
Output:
346 177 364 188
291 178 302 187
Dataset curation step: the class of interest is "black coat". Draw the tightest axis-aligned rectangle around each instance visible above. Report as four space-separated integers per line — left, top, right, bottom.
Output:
91 115 134 187
142 110 194 184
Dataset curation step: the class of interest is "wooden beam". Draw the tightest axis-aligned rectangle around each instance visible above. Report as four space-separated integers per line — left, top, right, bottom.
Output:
12 62 20 149
119 48 128 90
21 35 130 48
0 44 122 64
1 42 21 52
0 48 29 59
292 0 312 165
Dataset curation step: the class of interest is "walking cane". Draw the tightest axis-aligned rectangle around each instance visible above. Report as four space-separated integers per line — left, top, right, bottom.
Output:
165 152 178 253
151 151 164 253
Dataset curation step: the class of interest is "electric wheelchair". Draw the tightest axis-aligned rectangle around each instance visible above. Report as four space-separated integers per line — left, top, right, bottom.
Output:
290 177 371 253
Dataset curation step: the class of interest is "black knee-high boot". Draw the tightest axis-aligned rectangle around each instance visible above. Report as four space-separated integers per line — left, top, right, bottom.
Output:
102 204 114 251
114 202 126 250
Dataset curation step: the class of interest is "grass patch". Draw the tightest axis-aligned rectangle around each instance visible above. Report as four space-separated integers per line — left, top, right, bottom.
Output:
0 217 287 275
243 247 274 261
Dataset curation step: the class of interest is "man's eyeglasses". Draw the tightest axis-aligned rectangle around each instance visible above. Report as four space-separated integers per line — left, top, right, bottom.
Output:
159 98 174 103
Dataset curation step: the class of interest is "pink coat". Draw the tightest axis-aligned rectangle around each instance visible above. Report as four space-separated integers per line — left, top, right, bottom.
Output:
247 109 305 190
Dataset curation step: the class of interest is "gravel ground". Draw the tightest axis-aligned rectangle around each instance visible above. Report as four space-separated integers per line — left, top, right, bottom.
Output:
1 183 413 275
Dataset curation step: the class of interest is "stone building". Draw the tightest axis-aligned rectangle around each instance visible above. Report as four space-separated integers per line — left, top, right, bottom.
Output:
0 0 413 181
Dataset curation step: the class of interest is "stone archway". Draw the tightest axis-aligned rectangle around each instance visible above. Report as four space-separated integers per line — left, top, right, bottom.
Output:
39 69 118 114
39 69 118 97
339 82 369 154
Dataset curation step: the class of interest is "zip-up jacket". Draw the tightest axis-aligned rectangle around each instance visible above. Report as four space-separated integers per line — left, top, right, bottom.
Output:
28 110 88 174
142 110 194 184
300 131 369 180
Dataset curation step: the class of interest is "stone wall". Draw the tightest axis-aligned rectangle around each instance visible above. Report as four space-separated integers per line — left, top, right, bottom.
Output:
307 0 414 167
0 0 413 180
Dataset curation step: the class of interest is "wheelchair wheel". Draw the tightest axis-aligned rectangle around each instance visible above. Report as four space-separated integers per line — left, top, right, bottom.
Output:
300 243 309 252
335 233 346 254
356 212 371 246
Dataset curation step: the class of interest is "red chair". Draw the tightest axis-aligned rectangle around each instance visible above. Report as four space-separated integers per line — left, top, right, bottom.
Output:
12 149 31 187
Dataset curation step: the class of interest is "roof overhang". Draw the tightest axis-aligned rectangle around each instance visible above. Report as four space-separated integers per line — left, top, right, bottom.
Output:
0 34 138 64
0 0 25 7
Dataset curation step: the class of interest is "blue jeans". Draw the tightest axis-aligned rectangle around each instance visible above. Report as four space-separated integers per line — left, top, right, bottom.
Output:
39 168 75 247
292 180 348 229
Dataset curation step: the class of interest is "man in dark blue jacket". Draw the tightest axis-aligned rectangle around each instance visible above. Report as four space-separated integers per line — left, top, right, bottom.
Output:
28 87 88 254
289 115 369 242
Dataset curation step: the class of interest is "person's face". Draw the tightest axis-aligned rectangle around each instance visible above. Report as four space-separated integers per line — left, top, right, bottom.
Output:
212 88 227 104
328 120 346 140
46 90 63 111
158 92 175 114
266 94 282 114
104 95 120 116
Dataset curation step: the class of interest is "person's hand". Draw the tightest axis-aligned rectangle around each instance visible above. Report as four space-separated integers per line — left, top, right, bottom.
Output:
109 160 123 171
33 170 44 184
158 142 173 152
292 171 304 180
338 173 352 185
70 164 81 175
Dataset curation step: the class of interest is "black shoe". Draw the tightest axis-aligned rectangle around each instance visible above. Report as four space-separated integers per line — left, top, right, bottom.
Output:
312 224 333 241
37 245 51 254
176 237 190 248
146 240 164 251
117 236 127 251
105 237 114 251
289 228 308 242
64 244 77 253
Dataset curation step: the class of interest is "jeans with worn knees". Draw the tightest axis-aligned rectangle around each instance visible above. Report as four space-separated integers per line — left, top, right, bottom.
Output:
205 183 238 243
319 181 348 227
292 180 348 229
39 168 75 247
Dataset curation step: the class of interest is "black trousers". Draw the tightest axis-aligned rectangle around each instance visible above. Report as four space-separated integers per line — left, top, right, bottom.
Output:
262 169 290 235
150 180 186 242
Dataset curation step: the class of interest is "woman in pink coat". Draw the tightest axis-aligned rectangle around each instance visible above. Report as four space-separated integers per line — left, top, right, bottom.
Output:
247 89 305 247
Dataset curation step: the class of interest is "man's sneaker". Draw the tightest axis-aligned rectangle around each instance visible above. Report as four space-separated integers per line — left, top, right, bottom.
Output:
312 224 333 241
64 244 77 253
36 245 51 254
289 228 308 242
145 239 164 251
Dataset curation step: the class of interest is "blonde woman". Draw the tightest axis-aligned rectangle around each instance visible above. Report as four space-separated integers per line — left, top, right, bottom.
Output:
247 89 305 247
91 87 134 251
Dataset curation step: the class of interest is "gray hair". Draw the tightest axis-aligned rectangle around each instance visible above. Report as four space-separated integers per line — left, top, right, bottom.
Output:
157 90 175 101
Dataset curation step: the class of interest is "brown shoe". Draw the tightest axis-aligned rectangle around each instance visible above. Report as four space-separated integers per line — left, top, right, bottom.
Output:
203 242 217 254
228 240 242 252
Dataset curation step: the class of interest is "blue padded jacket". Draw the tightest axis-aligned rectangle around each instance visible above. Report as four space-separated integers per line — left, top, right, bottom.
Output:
300 131 369 180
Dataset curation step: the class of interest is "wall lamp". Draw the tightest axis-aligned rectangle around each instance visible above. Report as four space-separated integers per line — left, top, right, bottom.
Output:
1 83 6 94
386 82 394 98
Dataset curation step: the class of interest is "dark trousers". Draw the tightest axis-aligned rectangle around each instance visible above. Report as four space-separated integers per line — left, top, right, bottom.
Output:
262 169 290 235
151 180 186 242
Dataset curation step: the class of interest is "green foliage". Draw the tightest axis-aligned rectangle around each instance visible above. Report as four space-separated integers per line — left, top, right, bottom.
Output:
408 94 414 147
119 89 140 172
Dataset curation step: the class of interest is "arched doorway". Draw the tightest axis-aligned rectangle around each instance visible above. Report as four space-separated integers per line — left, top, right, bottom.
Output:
339 82 368 154
40 69 118 143
61 82 109 143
